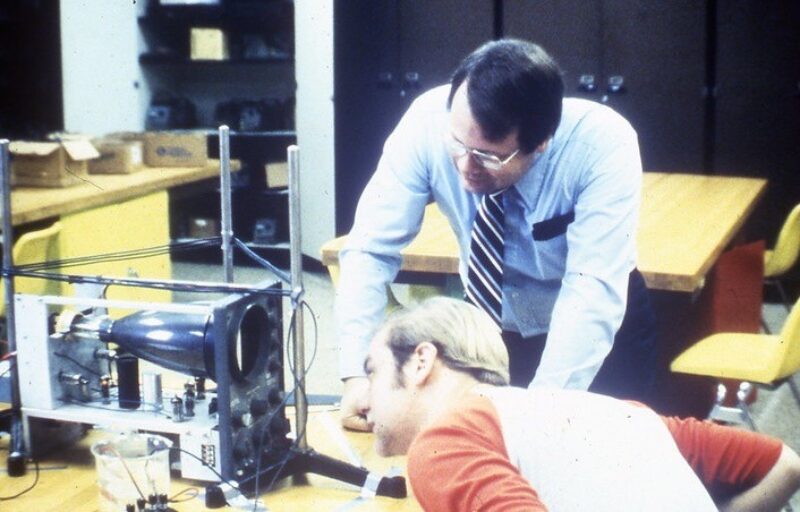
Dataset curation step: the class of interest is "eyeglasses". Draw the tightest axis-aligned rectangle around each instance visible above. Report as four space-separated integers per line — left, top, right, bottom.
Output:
445 133 521 172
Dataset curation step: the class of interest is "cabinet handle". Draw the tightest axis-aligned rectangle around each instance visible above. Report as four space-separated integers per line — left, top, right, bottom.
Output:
400 71 421 98
607 75 626 94
578 74 598 93
377 72 394 89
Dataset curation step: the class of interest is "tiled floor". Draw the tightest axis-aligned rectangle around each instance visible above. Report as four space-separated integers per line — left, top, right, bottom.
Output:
174 262 799 507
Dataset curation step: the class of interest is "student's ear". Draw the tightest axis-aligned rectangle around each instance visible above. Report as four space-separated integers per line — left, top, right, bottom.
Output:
407 341 439 386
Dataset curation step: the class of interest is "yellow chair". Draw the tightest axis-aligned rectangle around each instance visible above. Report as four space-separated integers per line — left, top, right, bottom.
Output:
765 203 800 313
671 297 800 430
0 221 63 318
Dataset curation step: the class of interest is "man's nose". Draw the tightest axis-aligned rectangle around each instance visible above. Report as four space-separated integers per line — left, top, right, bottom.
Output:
455 152 482 174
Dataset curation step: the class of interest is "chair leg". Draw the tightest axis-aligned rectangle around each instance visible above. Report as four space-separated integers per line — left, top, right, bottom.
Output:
708 383 759 430
761 316 772 334
775 280 794 312
736 383 758 431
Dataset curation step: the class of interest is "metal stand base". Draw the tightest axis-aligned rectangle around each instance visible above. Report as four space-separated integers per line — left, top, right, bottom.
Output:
236 447 407 499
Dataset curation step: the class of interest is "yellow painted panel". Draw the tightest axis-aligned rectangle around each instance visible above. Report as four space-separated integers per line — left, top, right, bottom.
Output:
59 191 172 311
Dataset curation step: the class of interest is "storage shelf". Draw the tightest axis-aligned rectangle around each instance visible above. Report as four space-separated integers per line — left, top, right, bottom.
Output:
139 54 291 66
138 1 293 33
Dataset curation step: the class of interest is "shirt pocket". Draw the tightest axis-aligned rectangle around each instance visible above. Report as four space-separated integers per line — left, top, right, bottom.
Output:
530 211 574 277
532 210 575 241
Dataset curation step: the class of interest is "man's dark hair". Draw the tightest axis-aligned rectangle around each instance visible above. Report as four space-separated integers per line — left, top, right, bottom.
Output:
448 39 564 154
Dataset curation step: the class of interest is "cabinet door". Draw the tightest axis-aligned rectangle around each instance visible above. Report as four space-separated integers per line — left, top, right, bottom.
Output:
504 0 706 172
333 0 494 234
334 1 403 234
398 0 495 106
603 0 706 172
504 0 604 100
714 0 800 239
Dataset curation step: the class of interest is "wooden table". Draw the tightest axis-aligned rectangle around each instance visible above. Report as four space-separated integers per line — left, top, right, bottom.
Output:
0 161 237 307
2 161 231 227
321 172 768 293
0 407 420 512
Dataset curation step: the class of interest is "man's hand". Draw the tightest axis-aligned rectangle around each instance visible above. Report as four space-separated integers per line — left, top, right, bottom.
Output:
340 377 371 431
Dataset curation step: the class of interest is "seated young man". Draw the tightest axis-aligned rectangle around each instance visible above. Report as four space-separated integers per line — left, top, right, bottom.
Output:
360 297 800 511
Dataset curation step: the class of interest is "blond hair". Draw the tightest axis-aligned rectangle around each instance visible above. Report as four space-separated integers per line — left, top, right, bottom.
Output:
380 297 509 385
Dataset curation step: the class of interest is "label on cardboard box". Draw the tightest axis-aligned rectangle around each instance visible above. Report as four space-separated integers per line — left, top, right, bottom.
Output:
143 131 208 167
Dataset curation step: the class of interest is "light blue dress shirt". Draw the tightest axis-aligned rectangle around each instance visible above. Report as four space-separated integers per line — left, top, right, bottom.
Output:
337 85 642 390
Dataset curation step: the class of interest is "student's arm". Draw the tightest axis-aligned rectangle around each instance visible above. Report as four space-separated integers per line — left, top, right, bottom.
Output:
718 444 800 512
664 415 799 510
408 395 547 511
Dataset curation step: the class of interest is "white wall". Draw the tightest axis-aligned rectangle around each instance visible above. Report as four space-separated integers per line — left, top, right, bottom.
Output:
295 0 336 258
60 1 144 135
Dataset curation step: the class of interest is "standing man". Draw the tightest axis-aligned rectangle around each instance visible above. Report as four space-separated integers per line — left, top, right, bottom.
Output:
361 298 800 511
337 38 656 430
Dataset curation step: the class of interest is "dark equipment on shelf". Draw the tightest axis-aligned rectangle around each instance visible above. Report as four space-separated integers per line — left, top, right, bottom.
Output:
146 94 197 130
214 98 294 132
253 218 278 245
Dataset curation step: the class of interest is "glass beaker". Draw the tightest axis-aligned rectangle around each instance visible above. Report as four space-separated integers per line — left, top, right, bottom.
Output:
91 432 172 512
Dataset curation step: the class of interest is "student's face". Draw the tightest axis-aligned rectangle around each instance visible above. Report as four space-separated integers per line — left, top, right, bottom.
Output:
448 82 536 194
362 333 421 456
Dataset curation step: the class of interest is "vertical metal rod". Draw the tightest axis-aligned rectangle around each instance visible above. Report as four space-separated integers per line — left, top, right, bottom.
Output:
1 139 28 469
287 145 307 449
219 126 234 283
2 139 18 401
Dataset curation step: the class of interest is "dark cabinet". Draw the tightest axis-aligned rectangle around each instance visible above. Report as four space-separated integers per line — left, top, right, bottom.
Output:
714 0 800 240
332 0 495 235
0 0 63 139
504 0 707 172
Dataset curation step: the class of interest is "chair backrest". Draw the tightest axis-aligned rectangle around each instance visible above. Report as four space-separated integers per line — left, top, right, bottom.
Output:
765 203 800 277
777 297 800 379
0 221 62 317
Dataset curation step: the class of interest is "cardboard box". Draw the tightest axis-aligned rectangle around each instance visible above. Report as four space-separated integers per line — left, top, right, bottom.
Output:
264 161 288 188
190 27 229 61
143 131 208 167
89 138 144 174
10 139 99 188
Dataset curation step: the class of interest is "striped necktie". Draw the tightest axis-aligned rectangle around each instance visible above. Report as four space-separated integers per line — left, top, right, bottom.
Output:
466 190 505 326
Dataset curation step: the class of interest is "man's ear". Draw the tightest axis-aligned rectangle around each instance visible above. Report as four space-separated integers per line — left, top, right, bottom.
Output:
407 341 439 386
535 138 550 154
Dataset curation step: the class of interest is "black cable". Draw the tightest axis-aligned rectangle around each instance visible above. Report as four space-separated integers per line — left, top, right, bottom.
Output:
247 297 319 510
169 486 200 503
232 238 291 284
0 459 40 501
53 351 104 377
11 238 219 272
2 269 290 296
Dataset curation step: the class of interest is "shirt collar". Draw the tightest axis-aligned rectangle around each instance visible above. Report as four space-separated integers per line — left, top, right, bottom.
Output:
511 144 550 210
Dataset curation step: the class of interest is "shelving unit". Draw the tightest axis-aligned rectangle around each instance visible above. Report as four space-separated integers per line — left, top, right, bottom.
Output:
136 1 296 263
